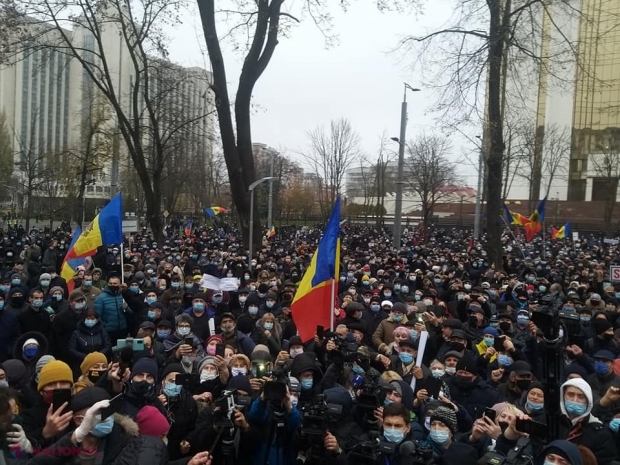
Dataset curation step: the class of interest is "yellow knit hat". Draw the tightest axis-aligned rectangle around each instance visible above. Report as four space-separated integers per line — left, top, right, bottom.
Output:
80 352 108 376
37 360 74 391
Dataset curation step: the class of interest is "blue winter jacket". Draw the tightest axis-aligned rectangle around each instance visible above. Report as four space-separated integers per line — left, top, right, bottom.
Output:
94 287 128 333
247 397 302 465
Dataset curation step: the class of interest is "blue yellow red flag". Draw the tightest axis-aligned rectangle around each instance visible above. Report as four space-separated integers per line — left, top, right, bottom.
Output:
552 222 570 240
291 198 341 341
60 226 85 294
529 197 547 223
267 226 276 238
503 203 530 226
63 194 123 260
184 219 193 237
204 206 228 218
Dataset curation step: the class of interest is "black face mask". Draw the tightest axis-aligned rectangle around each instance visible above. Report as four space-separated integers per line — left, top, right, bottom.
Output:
516 379 531 392
498 421 509 433
499 322 511 332
468 316 478 327
450 341 465 352
108 286 121 295
130 380 154 398
10 296 24 306
602 333 614 342
455 375 474 389
87 369 102 383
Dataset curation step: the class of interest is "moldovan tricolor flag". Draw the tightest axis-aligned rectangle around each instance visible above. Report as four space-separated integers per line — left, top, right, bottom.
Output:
291 197 341 342
60 226 85 294
63 193 123 260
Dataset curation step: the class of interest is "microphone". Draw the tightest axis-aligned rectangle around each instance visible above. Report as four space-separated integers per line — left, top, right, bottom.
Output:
398 441 416 456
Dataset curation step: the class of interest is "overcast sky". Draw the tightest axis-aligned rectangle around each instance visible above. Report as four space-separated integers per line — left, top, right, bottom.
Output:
166 1 480 187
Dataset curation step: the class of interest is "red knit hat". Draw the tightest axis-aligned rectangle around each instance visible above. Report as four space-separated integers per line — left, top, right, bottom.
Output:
136 406 170 437
206 334 224 346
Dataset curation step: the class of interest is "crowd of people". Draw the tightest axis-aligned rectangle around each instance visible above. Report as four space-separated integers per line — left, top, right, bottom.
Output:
0 223 619 465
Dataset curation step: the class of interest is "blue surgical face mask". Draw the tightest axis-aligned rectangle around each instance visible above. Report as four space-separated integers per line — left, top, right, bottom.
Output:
264 322 274 330
249 306 258 316
392 314 403 323
383 291 392 297
383 398 393 408
497 355 513 367
193 302 205 312
178 327 191 336
185 283 194 290
414 295 421 301
84 319 96 328
171 282 180 289
130 286 139 293
383 427 405 444
352 364 364 375
434 278 441 285
83 280 92 287
147 310 156 320
32 300 43 308
564 400 587 416
410 330 418 341
11 279 20 286
401 286 409 294
594 361 609 376
40 280 50 287
429 429 450 445
146 296 157 304
301 379 313 390
213 296 223 304
0 301 4 309
517 315 529 325
266 301 275 308
484 337 494 347
90 416 115 437
0 285 10 293
23 346 38 358
371 304 380 312
399 352 414 364
580 316 591 323
526 400 544 412
164 382 182 398
609 418 620 433
157 330 170 339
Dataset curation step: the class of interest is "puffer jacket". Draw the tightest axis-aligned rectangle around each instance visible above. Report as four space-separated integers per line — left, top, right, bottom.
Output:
68 320 112 364
94 286 127 333
372 314 409 354
17 413 169 465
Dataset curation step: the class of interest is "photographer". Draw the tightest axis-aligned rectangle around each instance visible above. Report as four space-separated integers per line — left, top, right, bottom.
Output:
246 378 302 465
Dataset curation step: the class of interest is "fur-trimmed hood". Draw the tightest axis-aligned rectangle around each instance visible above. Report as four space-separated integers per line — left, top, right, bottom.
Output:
113 413 140 437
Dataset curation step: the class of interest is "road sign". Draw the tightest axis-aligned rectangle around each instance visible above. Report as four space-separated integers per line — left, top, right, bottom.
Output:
611 266 620 282
572 232 579 241
163 210 169 218
604 238 619 245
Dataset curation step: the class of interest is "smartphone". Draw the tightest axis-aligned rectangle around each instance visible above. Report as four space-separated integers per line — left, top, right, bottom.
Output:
215 343 226 358
116 338 144 351
184 337 195 348
493 336 506 352
100 393 124 419
254 362 271 379
484 407 497 422
316 325 325 339
425 378 442 399
515 418 547 437
52 389 72 413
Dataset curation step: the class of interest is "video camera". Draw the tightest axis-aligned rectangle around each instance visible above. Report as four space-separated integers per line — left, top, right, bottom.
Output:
175 373 200 391
212 389 252 428
297 394 343 460
325 332 360 366
263 360 290 402
355 368 386 411
530 296 580 342
347 435 433 465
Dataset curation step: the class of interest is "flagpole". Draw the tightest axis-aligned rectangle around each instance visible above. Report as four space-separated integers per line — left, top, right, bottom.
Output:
500 215 527 259
330 278 335 332
120 242 125 284
542 220 546 258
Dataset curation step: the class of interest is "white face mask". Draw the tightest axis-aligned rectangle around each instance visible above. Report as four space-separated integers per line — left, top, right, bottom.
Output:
290 348 304 358
290 396 299 408
239 296 248 303
423 299 433 306
200 371 218 383
445 366 456 375
231 367 247 377
424 416 431 431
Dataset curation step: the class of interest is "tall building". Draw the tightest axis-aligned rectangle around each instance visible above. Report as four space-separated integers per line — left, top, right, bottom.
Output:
0 11 214 212
502 0 620 202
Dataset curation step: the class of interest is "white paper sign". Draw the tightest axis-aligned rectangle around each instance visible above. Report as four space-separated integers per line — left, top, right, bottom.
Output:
410 331 429 392
220 278 240 291
199 274 240 292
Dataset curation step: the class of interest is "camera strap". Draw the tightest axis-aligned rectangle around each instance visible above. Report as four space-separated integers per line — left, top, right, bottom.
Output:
506 437 532 463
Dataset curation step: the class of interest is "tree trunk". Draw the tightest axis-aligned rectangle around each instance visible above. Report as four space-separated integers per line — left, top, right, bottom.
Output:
486 0 507 269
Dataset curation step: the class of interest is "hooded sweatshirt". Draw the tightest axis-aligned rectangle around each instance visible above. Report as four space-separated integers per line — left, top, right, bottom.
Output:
559 378 594 425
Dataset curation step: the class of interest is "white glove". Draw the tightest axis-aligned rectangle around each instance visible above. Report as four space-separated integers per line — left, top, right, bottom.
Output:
74 400 110 443
6 424 33 454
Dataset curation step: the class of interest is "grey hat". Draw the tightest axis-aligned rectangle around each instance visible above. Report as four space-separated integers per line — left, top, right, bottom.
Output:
39 273 51 282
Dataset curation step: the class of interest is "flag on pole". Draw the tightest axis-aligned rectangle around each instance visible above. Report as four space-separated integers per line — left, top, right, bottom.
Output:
204 206 228 218
552 222 570 239
60 226 85 294
503 202 531 226
291 198 341 342
63 194 123 261
267 226 276 238
184 219 193 237
529 197 547 223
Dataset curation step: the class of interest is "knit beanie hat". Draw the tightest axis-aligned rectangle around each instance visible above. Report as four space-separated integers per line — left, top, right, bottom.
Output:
198 356 216 374
206 334 224 346
131 357 158 379
251 344 271 363
22 338 39 350
80 352 107 376
38 360 74 391
431 406 458 435
161 363 184 382
35 355 56 383
136 406 170 437
71 387 110 412
50 286 64 297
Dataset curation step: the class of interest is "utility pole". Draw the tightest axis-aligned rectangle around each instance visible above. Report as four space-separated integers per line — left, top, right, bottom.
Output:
474 136 483 239
267 149 275 229
392 83 420 250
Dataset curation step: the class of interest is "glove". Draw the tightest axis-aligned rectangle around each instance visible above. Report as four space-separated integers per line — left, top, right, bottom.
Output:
74 400 110 443
6 424 33 454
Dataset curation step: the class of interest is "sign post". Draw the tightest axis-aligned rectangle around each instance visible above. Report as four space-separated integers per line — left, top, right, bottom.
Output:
610 266 620 283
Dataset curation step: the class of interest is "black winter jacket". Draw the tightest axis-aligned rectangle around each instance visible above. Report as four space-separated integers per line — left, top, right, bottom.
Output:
68 321 112 364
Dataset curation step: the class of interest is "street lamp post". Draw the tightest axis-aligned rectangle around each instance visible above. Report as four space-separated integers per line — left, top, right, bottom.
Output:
392 83 421 250
249 176 277 270
474 136 483 240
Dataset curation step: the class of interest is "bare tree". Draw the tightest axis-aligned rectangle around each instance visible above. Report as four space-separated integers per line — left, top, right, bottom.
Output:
591 131 620 235
5 0 214 240
541 124 570 198
405 133 459 239
400 0 592 265
0 112 14 201
303 118 361 217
